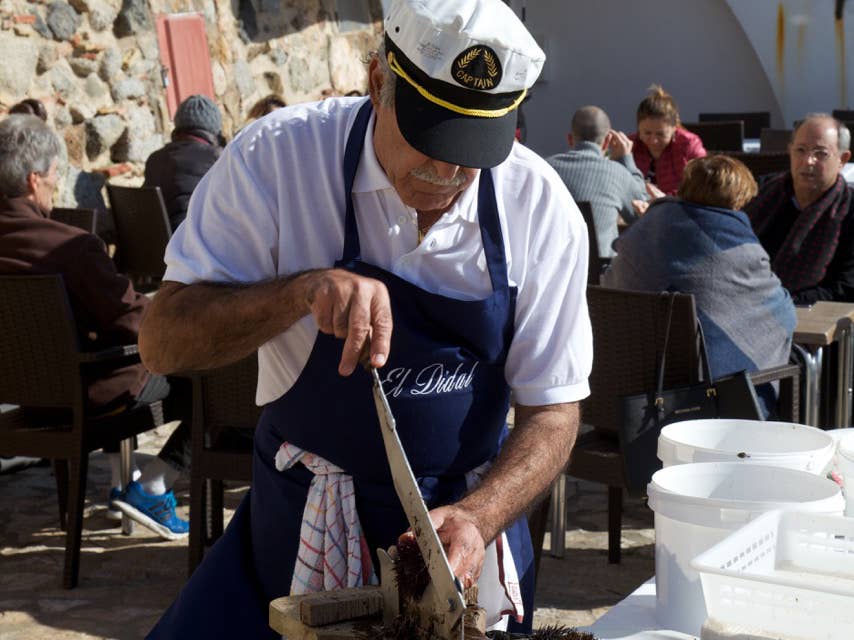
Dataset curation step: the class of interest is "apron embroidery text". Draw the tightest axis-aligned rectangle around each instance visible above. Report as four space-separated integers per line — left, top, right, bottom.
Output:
381 361 480 398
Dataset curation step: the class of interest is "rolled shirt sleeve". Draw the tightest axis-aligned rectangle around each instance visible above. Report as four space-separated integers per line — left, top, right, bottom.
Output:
163 143 280 286
498 154 593 406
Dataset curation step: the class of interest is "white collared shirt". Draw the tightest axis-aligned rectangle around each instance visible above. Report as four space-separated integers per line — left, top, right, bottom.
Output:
164 97 592 406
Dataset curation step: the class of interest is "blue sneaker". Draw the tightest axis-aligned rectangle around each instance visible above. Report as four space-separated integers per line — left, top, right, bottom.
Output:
112 481 189 540
106 487 123 521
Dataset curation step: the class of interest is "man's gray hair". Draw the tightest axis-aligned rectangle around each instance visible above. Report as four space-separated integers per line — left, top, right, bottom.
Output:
571 106 611 145
837 121 850 153
370 42 396 108
0 114 61 198
793 112 851 153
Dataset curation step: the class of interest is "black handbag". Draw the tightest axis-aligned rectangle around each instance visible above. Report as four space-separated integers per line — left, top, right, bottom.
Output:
619 293 762 493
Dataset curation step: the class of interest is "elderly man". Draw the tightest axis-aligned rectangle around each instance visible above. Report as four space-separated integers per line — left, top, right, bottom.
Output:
747 114 854 303
547 106 648 258
141 1 591 637
0 114 190 539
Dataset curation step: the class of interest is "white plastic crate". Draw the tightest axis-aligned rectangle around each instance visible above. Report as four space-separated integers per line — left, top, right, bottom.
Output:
691 509 854 639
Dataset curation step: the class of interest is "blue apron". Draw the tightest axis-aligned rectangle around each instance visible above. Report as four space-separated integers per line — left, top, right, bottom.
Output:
149 101 534 639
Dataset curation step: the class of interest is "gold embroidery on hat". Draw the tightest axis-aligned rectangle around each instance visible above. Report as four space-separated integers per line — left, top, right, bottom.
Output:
484 50 499 78
387 51 525 119
453 45 502 90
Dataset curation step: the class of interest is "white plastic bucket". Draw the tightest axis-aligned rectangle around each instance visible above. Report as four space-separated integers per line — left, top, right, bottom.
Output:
647 462 843 636
837 431 854 516
657 419 835 474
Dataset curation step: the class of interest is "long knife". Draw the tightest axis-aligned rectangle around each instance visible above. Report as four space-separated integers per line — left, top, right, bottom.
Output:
370 367 465 639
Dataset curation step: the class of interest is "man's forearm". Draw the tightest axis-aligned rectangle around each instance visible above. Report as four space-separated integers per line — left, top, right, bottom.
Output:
139 272 315 374
457 402 579 544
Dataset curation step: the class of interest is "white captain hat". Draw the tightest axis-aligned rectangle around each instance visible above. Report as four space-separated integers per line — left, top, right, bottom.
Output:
383 0 545 168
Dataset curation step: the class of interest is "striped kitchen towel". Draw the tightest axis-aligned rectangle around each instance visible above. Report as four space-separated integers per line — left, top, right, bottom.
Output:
275 442 376 594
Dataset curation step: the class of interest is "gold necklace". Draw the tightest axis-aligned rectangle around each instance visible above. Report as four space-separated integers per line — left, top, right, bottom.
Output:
417 212 440 243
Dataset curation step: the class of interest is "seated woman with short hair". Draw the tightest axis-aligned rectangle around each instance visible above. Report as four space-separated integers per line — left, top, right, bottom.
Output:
602 155 796 415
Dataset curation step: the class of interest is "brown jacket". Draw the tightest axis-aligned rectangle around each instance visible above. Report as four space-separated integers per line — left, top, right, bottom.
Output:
0 196 149 409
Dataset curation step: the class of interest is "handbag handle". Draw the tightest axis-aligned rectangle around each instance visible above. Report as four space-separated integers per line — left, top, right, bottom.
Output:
655 293 715 401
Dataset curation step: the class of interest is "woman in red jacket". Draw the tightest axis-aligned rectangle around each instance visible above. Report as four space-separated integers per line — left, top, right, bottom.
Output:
630 85 706 196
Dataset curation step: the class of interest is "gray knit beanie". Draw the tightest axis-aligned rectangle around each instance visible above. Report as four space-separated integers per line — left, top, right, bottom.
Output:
174 95 222 135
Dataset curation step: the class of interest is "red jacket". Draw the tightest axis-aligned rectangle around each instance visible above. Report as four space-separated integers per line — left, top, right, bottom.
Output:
0 196 150 410
629 127 707 195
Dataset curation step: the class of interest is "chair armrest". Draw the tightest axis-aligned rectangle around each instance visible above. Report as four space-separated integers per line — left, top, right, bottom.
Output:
749 362 801 423
77 344 139 363
748 362 800 385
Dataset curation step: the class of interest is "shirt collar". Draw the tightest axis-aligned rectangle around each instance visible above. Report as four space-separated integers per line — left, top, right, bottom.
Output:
352 111 393 194
571 140 604 155
351 110 482 224
0 195 49 219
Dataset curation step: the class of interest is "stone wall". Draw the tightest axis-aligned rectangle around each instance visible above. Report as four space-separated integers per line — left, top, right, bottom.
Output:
0 0 382 222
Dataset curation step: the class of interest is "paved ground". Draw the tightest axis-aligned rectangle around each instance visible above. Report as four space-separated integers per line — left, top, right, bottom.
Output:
0 421 654 639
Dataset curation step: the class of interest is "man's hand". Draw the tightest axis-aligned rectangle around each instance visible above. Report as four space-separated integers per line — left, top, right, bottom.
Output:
428 504 486 589
607 130 633 160
632 199 650 215
303 269 393 376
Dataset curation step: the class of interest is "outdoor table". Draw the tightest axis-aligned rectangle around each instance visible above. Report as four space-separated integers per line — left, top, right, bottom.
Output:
811 301 854 428
793 306 841 426
581 576 693 639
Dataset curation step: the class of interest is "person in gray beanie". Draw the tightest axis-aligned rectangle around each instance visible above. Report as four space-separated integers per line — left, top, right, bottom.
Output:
143 94 225 229
174 94 222 136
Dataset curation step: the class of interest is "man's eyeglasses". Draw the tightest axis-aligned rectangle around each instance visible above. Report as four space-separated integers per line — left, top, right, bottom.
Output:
791 146 835 162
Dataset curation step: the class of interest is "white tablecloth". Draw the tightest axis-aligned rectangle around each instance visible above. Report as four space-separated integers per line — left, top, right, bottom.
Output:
581 577 697 640
742 138 760 153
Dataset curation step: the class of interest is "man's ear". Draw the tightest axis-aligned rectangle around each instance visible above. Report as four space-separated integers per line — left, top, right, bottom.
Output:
842 150 852 165
368 57 382 109
601 131 613 154
567 133 574 148
25 171 39 197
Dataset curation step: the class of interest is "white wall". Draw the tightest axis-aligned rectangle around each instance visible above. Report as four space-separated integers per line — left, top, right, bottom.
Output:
520 0 783 158
726 0 854 127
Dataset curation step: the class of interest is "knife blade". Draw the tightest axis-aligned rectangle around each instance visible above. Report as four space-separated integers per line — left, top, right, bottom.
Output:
370 367 465 639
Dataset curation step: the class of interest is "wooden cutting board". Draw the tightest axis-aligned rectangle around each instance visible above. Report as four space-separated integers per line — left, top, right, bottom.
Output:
269 585 488 639
269 587 383 640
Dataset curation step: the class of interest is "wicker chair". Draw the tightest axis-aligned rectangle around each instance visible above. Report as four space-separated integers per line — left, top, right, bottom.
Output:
759 128 793 152
832 109 854 122
576 200 611 284
106 184 172 290
0 274 165 588
540 286 801 565
51 207 97 234
187 354 262 574
725 151 790 182
682 121 745 152
698 111 771 139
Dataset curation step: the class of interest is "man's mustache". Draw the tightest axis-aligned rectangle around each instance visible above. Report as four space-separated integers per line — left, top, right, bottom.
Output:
410 165 468 187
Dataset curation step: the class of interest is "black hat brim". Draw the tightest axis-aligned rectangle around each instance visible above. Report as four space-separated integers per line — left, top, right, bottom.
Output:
393 77 517 169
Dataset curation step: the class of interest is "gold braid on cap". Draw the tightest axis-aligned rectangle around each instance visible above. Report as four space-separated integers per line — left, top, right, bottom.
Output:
387 51 526 118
